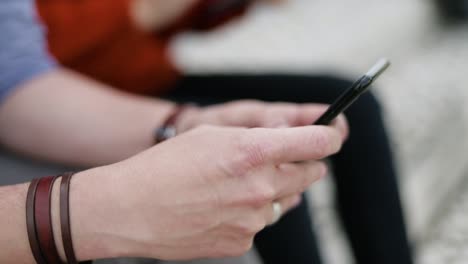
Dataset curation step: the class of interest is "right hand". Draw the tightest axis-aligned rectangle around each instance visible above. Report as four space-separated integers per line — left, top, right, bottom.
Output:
71 123 346 261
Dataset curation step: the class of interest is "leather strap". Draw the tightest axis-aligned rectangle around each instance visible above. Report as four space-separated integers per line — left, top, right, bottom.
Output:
60 173 76 264
60 173 93 264
26 178 48 264
35 176 64 264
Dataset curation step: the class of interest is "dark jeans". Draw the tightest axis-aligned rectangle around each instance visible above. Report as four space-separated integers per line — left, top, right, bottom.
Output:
166 74 414 264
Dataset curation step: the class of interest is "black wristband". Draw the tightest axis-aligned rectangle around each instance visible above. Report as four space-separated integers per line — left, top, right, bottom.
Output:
154 104 194 144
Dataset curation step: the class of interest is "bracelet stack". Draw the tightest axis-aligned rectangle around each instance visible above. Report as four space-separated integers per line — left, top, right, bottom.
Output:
26 173 92 264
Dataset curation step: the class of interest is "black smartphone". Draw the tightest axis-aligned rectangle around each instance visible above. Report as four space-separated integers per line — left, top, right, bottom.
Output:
313 59 391 125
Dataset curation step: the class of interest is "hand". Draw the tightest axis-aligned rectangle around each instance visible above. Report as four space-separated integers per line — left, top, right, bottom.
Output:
131 0 198 31
130 0 286 32
177 100 348 136
70 123 346 261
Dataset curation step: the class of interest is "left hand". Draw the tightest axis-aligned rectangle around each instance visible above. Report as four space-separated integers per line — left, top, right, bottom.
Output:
176 100 349 137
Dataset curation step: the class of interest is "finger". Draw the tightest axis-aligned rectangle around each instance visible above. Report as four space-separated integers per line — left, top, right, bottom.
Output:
329 114 349 141
259 103 327 128
261 194 302 226
293 104 330 126
261 104 348 141
294 104 349 139
218 161 323 212
244 126 344 164
271 161 327 198
277 194 303 215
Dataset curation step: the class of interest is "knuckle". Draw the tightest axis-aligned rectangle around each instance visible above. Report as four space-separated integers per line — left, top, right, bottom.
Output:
237 132 269 169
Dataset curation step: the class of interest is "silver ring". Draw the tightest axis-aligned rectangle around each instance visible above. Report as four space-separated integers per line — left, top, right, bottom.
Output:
270 202 282 225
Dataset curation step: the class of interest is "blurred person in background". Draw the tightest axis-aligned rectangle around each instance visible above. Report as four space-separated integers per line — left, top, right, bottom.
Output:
29 0 413 263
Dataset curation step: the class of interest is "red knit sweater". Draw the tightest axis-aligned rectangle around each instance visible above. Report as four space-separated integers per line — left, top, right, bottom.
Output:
37 0 250 95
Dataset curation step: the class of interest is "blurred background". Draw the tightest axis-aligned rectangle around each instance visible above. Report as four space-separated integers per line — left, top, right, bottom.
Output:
169 0 468 263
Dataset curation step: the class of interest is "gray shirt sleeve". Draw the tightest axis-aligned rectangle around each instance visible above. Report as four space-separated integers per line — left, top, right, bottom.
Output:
0 0 57 104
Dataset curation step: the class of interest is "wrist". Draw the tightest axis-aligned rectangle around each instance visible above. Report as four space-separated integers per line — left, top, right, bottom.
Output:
54 167 142 261
155 104 200 143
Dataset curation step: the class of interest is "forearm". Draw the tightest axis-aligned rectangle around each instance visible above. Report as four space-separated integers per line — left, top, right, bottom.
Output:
0 68 175 167
0 183 35 264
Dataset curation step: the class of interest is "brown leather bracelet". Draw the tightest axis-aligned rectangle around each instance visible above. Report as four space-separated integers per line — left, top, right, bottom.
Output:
35 176 64 264
27 178 48 264
60 173 77 264
60 173 92 264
